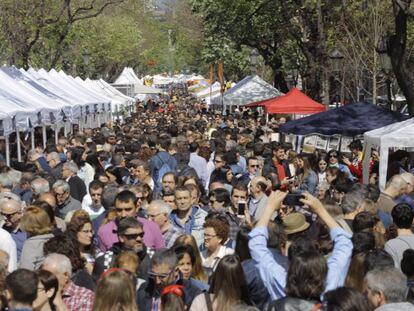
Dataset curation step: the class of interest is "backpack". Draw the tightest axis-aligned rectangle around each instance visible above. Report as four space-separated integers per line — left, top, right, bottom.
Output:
156 154 173 185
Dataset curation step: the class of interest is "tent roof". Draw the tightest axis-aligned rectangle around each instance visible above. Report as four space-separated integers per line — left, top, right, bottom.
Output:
113 67 142 85
248 87 325 114
212 75 282 106
279 102 409 136
364 117 414 147
134 84 162 94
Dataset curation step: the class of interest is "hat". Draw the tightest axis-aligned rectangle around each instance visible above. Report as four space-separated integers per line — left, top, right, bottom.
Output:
283 213 310 235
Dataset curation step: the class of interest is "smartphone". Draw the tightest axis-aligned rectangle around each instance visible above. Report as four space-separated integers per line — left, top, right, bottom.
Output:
238 201 246 215
283 194 304 206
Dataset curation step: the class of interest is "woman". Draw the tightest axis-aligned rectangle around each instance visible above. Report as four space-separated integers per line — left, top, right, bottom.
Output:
44 234 96 291
114 251 145 290
66 214 97 274
20 207 54 270
268 251 327 310
201 217 234 277
71 147 95 191
190 255 252 311
345 252 366 292
93 269 138 311
33 270 66 311
295 154 318 195
315 155 328 185
174 245 209 291
173 235 208 283
161 284 186 311
327 149 354 181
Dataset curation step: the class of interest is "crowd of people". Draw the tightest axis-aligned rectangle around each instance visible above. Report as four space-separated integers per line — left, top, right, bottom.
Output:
0 90 413 311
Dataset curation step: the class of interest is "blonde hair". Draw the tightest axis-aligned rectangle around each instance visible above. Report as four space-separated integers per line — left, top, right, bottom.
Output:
93 270 137 311
173 234 208 282
20 206 52 236
115 251 139 277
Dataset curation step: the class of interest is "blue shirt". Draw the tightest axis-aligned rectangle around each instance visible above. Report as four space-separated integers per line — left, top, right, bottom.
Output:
248 226 353 300
6 228 27 261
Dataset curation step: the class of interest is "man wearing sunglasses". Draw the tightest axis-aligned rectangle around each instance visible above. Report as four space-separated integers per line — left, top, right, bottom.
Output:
137 249 202 311
238 157 261 187
97 190 165 252
93 217 151 281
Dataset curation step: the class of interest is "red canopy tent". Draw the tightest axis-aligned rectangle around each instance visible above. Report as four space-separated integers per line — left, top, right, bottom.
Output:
248 87 326 114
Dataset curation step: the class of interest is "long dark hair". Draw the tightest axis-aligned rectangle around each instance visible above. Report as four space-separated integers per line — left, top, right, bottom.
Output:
209 255 252 310
324 287 373 311
285 251 327 301
36 270 59 311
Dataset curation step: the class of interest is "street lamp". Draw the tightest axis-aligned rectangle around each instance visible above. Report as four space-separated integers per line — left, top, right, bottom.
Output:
376 37 393 108
250 48 259 76
82 48 91 78
329 49 344 107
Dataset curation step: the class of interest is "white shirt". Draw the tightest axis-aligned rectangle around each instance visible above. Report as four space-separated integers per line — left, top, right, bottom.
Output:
189 152 208 187
201 245 234 275
82 194 105 220
0 228 17 272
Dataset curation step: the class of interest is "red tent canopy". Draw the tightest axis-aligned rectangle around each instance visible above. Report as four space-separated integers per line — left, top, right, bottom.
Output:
248 87 326 114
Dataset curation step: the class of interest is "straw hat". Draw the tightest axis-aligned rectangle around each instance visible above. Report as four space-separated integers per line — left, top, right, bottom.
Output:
283 213 310 235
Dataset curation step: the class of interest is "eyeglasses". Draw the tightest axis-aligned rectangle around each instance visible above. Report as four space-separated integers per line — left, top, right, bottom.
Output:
54 191 67 197
137 196 144 201
329 155 338 158
1 211 19 219
148 269 174 280
147 213 162 219
204 233 217 239
123 232 144 240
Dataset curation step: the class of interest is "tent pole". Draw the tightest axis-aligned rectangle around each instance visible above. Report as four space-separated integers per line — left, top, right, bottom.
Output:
266 113 269 124
30 128 35 150
42 125 47 149
5 135 10 167
55 124 59 145
64 122 68 137
97 113 101 128
16 127 21 162
362 142 372 184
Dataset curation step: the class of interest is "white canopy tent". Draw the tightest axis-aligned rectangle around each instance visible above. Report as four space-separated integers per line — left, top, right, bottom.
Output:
211 75 282 106
363 118 414 190
196 82 221 98
114 67 142 85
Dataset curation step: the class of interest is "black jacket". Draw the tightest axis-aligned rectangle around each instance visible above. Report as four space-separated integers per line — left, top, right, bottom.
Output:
262 157 291 179
68 175 87 202
93 242 151 282
137 278 202 311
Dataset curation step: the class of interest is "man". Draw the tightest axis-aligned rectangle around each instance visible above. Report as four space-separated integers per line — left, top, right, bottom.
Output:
342 139 365 183
42 253 94 311
376 174 407 214
161 172 177 193
91 185 119 233
365 267 414 310
111 154 130 184
395 172 414 209
147 200 183 248
339 184 368 233
248 176 269 221
136 249 202 311
262 143 292 189
52 180 81 218
62 162 86 202
150 136 177 193
93 217 151 281
5 269 38 311
97 190 165 251
18 172 34 205
188 142 207 187
81 180 105 220
384 203 414 268
0 193 26 261
238 157 260 187
226 183 252 241
46 151 64 181
170 186 207 246
30 177 50 201
161 189 176 210
37 192 66 232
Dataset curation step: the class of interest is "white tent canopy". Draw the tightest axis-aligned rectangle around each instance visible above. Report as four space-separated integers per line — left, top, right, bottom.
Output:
113 67 142 85
363 118 414 190
211 75 282 106
196 81 221 98
133 84 162 95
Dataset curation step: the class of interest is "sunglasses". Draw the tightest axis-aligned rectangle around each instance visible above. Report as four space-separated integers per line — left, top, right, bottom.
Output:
329 155 338 158
123 232 144 240
249 165 259 168
1 211 19 219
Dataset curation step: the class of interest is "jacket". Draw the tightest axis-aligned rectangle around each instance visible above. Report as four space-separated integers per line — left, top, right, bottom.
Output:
375 302 414 311
262 157 291 180
137 278 202 311
67 175 87 202
268 297 321 311
149 151 178 192
20 233 54 270
170 206 207 246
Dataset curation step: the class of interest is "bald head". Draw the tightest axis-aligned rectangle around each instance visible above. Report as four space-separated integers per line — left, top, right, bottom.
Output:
250 176 268 197
38 192 57 209
387 175 408 196
0 198 23 230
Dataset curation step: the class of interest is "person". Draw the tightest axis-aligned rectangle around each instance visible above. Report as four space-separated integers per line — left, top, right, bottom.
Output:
364 267 414 310
31 178 51 201
161 172 178 193
173 235 208 283
93 217 151 281
295 154 318 195
52 180 81 219
0 194 26 260
342 140 365 183
66 214 97 274
147 200 183 248
190 255 252 311
129 160 154 190
160 284 186 311
376 174 407 214
248 176 269 221
33 270 66 311
188 142 208 188
384 203 414 268
326 150 355 181
43 234 95 291
46 152 64 181
170 186 207 246
323 287 372 311
19 207 54 270
248 191 353 300
71 147 94 193
262 143 292 189
201 216 234 277
396 172 414 209
315 155 328 185
97 190 165 251
162 189 176 210
42 253 94 311
61 162 87 203
238 157 260 188
81 180 105 220
5 269 38 311
92 269 137 311
136 249 202 311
